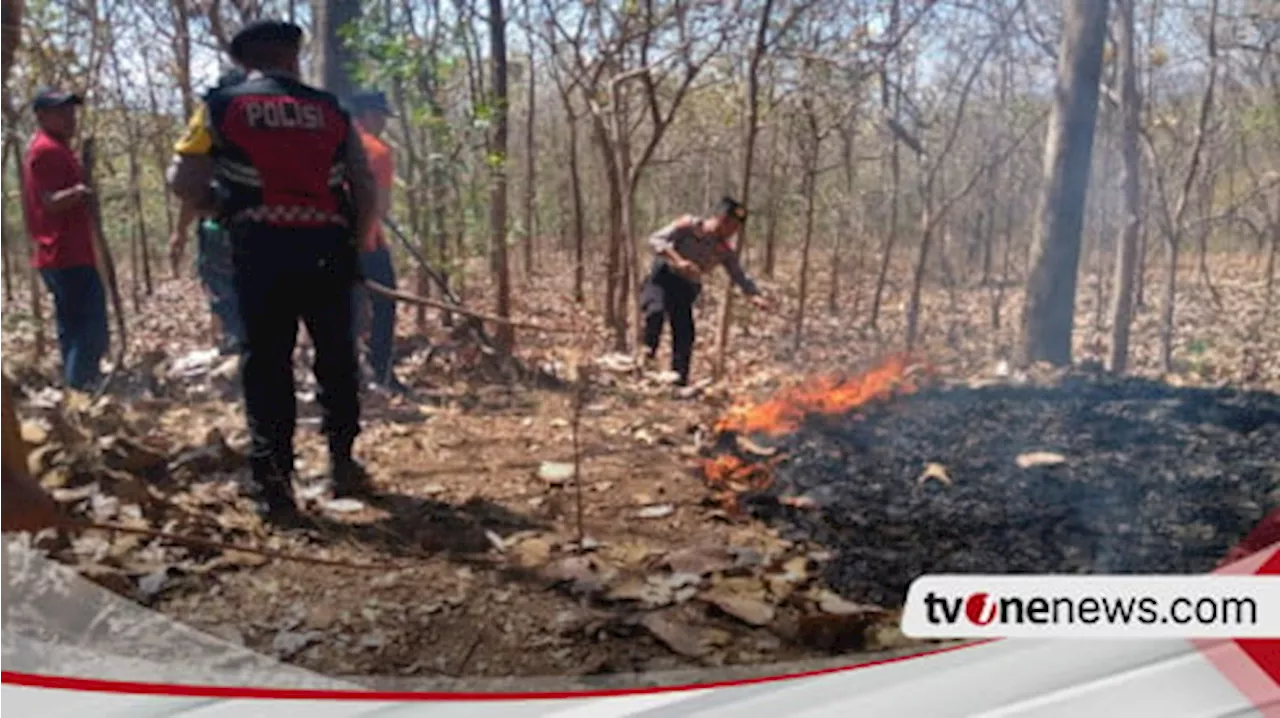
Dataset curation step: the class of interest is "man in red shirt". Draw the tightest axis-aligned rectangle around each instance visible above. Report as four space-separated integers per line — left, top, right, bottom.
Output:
21 88 107 391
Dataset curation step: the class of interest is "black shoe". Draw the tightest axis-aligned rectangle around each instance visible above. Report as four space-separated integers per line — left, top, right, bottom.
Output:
378 375 411 395
332 458 375 498
256 480 302 525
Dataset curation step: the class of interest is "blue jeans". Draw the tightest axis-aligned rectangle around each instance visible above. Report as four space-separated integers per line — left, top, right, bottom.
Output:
351 245 397 383
39 265 109 391
197 223 245 351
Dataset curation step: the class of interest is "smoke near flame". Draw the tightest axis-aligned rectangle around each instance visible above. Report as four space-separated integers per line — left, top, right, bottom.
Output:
702 354 928 511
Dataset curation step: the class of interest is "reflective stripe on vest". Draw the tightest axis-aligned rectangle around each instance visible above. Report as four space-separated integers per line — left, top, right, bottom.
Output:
230 205 349 227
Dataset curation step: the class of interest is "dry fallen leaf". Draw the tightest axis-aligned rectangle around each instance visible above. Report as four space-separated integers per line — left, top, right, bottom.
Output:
815 590 886 617
635 504 675 519
639 611 708 658
1016 451 1067 468
917 462 952 487
663 546 735 576
512 537 553 568
537 461 576 485
699 590 776 627
322 498 367 513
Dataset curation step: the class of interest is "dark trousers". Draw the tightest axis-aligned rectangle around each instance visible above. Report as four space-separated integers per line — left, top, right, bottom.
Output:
351 245 397 383
232 227 361 484
196 223 245 351
39 265 109 391
640 260 701 382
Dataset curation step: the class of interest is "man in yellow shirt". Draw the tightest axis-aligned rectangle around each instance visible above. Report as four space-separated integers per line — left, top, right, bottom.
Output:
347 90 405 394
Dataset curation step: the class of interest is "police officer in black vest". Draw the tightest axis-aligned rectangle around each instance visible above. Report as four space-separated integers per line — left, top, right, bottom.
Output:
167 19 379 523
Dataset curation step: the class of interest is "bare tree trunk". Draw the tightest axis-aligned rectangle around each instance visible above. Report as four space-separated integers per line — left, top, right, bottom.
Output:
170 0 194 119
2 0 23 306
869 105 900 331
1 137 11 301
868 0 902 331
990 203 1015 330
1018 0 1110 367
712 0 775 380
794 152 818 353
1154 0 1217 372
591 114 623 335
488 0 513 351
904 201 933 350
762 123 782 279
1107 0 1142 374
140 44 175 235
522 39 537 277
828 123 856 314
568 113 586 303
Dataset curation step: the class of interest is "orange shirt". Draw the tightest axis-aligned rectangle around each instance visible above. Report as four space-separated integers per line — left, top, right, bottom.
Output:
358 128 394 252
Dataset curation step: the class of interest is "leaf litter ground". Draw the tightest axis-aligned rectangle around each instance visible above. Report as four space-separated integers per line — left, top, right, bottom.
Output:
1 252 1277 683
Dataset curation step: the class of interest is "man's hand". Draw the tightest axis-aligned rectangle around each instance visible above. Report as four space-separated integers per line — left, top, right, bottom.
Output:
672 257 702 281
168 232 186 279
749 294 772 310
2 471 63 534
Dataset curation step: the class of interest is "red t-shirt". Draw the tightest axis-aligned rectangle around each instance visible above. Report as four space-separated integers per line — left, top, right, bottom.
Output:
22 130 96 270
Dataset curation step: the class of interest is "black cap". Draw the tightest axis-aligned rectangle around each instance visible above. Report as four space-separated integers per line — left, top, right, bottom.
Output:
31 88 83 112
713 196 748 223
348 90 395 117
229 19 303 62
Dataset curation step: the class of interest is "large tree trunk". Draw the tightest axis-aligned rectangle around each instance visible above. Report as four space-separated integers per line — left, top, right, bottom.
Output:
1107 0 1142 374
1018 0 1110 367
2 0 22 89
313 0 362 101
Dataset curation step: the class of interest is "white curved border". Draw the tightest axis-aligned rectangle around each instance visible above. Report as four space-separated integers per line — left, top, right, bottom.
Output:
3 539 1276 716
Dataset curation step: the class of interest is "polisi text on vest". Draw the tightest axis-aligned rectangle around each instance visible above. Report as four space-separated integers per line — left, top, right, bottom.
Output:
243 100 326 130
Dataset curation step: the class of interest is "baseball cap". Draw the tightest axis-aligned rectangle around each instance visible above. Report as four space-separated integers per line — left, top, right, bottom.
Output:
348 90 396 117
31 88 83 112
714 196 749 223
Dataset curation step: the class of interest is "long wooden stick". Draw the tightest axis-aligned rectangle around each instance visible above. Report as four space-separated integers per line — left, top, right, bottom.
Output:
80 136 128 398
363 279 572 333
64 517 407 571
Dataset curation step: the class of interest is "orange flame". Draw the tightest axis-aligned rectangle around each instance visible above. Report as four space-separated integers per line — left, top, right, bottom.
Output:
713 354 923 438
699 354 928 513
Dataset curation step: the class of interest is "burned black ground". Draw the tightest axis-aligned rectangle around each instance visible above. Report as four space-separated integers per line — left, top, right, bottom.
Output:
739 375 1280 607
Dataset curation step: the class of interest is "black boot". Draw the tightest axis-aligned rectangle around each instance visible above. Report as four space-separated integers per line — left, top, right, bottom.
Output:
256 475 301 525
332 457 375 498
250 456 301 525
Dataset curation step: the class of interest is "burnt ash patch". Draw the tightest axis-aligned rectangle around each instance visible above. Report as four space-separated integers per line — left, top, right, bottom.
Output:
733 376 1280 607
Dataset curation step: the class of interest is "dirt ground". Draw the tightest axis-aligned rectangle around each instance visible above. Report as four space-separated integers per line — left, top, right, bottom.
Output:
2 251 1277 682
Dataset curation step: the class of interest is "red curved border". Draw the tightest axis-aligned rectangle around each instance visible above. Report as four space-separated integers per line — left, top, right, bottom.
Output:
1 639 991 701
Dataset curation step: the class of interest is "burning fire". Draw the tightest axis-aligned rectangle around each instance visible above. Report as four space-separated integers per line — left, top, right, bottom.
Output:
713 354 926 437
702 354 928 511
